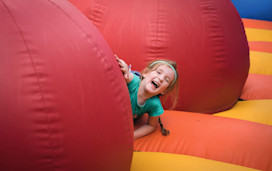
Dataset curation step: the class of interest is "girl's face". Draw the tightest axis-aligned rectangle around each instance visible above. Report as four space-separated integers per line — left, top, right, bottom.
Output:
142 64 175 96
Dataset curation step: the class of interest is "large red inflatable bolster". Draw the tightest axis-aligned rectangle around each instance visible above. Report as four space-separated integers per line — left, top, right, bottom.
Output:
69 0 249 113
0 0 133 170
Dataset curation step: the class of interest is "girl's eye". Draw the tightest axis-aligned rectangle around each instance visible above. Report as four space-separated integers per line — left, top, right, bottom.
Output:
165 78 170 82
157 71 161 74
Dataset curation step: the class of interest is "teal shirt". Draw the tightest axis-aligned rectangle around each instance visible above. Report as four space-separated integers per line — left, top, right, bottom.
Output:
127 73 164 119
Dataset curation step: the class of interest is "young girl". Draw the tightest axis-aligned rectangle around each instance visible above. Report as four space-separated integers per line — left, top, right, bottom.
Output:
116 55 179 140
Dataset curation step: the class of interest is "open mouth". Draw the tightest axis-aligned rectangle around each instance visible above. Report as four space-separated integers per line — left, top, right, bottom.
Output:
151 81 159 88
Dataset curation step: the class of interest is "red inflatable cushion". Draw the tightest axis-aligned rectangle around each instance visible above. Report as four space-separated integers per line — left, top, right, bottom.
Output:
0 0 133 170
69 0 249 113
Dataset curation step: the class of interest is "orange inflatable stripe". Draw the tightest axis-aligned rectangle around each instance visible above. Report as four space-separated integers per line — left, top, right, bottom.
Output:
243 18 272 30
241 74 272 100
248 41 272 53
134 111 272 171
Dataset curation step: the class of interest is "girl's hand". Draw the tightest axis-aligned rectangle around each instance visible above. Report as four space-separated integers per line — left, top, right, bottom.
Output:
115 55 133 83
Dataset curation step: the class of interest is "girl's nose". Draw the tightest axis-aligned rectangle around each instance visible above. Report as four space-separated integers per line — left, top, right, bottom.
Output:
158 75 164 82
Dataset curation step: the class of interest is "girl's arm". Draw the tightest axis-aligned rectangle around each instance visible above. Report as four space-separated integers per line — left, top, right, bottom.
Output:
134 116 159 140
115 55 134 83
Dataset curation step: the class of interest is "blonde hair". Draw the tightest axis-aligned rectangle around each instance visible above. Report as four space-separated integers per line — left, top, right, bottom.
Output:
141 59 179 110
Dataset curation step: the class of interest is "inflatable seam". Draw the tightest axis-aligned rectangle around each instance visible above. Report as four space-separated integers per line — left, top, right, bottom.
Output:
147 0 168 60
2 0 56 169
49 0 134 153
201 0 231 112
88 0 104 27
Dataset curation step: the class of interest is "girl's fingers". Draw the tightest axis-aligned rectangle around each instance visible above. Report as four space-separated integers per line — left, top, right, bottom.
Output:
120 67 128 75
119 60 128 70
115 55 130 79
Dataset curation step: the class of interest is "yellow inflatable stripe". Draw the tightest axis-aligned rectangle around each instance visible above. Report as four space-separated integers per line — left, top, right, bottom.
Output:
249 51 272 75
245 28 272 42
215 100 272 126
131 152 259 171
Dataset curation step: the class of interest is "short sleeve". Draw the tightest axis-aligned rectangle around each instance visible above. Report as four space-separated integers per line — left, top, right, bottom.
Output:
127 73 140 94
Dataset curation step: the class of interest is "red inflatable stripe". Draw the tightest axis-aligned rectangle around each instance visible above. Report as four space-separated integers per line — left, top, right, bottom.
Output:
243 18 272 30
241 74 272 100
248 41 272 53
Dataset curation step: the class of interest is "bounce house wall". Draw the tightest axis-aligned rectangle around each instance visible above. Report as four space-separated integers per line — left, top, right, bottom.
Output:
69 0 249 114
1 0 271 171
231 0 272 21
